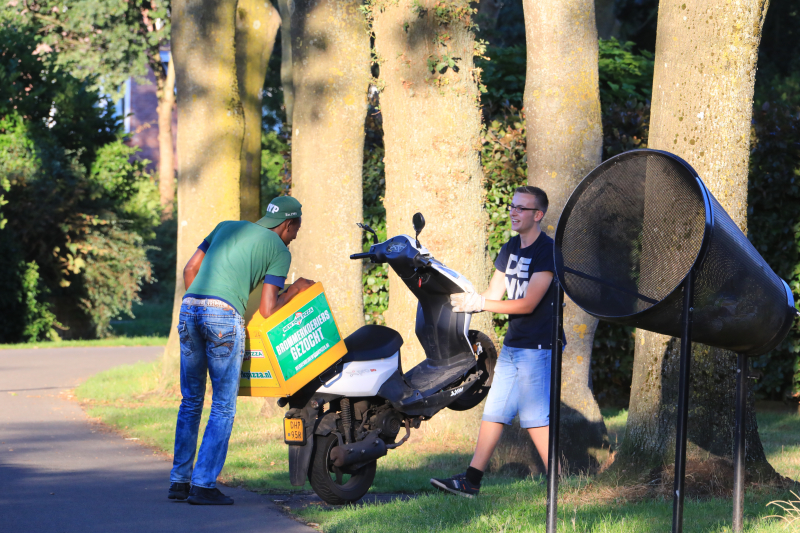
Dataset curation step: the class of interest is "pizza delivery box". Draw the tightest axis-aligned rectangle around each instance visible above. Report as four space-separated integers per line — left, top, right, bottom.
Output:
238 282 347 397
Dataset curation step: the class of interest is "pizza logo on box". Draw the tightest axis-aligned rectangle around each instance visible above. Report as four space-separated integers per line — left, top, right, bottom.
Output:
241 371 273 380
282 307 314 333
243 350 264 360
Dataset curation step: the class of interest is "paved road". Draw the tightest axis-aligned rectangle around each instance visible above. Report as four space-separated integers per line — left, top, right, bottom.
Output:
0 346 312 533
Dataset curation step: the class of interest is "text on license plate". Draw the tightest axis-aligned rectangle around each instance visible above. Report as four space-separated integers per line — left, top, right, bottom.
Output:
284 418 304 443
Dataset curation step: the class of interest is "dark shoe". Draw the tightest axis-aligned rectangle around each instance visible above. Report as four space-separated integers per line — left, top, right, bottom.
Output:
187 486 234 505
430 473 479 498
168 482 190 501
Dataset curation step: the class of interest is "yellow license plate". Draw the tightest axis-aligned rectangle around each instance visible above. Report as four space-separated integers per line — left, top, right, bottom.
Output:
283 417 305 445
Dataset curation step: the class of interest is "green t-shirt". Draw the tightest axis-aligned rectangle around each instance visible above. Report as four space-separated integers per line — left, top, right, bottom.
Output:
186 221 291 316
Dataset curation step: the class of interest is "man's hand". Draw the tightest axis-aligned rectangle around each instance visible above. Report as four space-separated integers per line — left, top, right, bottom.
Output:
260 277 317 318
451 291 485 313
292 277 315 292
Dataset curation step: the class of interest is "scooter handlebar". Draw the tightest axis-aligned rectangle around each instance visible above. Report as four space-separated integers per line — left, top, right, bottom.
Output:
350 252 375 260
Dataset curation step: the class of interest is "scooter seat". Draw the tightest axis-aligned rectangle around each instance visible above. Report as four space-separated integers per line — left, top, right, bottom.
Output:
343 325 403 363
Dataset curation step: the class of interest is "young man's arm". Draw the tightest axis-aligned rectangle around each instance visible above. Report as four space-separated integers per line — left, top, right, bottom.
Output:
183 249 206 289
481 269 507 301
259 277 315 318
482 271 553 314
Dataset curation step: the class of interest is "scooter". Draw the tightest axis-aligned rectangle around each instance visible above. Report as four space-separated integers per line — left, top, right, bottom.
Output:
279 213 497 504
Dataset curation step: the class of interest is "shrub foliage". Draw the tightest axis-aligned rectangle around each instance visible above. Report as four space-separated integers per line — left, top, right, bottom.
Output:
0 22 157 341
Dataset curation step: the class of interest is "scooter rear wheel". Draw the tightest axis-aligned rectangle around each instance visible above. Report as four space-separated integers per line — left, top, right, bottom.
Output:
308 433 376 505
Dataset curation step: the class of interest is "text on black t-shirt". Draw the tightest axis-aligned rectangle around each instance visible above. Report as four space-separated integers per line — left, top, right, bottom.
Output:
494 232 564 350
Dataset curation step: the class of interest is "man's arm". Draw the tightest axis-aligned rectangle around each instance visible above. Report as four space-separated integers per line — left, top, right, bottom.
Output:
482 271 553 315
259 277 315 318
183 249 206 289
481 269 507 301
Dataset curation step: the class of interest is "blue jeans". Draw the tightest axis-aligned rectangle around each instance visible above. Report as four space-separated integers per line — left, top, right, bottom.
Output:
482 345 551 428
170 302 245 488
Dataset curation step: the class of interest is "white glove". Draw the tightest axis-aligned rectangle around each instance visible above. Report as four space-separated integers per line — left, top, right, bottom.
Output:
450 291 484 313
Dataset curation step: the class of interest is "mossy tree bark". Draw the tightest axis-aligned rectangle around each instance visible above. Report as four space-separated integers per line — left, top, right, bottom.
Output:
235 0 282 222
163 0 245 378
619 0 776 479
373 0 491 367
494 0 609 475
287 0 371 337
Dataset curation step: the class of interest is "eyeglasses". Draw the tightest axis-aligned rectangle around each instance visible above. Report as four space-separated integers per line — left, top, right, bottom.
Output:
508 203 540 213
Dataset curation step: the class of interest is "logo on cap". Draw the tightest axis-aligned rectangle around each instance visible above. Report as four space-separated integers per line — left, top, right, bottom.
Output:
267 203 280 214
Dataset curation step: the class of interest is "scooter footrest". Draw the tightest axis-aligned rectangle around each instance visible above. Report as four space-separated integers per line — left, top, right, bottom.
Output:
403 356 476 392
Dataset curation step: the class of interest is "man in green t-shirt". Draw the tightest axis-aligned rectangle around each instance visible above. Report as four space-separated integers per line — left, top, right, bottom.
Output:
169 196 313 506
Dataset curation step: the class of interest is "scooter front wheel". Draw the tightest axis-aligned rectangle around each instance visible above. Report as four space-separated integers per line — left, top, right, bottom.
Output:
448 330 498 411
308 433 377 505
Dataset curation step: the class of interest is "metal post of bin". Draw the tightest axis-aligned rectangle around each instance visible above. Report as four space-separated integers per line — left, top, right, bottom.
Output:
732 351 747 532
546 278 564 533
672 271 695 533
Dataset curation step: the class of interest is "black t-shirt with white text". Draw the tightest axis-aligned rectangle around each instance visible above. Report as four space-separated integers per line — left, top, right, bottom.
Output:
494 232 564 349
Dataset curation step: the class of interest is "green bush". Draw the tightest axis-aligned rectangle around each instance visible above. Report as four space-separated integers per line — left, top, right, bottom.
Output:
88 141 161 240
476 45 525 114
597 38 654 108
77 220 153 337
19 261 62 342
0 24 158 342
260 130 291 212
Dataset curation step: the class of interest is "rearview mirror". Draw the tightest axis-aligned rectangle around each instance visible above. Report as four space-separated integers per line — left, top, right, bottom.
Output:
412 213 425 234
412 213 425 249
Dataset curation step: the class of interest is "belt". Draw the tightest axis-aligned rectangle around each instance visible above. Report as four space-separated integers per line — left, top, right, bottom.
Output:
182 297 233 310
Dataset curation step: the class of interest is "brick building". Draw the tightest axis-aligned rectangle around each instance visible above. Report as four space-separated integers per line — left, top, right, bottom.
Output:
116 50 177 173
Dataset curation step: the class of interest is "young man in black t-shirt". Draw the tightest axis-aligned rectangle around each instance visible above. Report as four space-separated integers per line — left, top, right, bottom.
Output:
431 186 562 498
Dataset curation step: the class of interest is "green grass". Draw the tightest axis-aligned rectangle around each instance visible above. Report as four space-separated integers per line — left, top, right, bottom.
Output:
0 336 167 350
601 407 629 450
76 361 800 532
756 411 800 482
296 480 796 533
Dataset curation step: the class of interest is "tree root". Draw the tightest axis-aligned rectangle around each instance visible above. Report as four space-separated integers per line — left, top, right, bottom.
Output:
592 453 798 503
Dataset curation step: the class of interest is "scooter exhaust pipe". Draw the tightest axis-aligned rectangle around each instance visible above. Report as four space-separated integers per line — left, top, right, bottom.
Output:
330 432 387 468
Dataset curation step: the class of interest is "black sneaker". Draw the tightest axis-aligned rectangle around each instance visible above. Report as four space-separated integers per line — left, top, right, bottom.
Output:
187 486 234 505
168 482 190 501
430 473 479 498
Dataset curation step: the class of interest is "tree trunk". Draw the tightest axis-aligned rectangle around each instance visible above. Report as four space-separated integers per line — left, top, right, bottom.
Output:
493 0 609 475
287 0 370 337
619 0 776 481
278 0 295 126
157 57 177 221
163 0 245 379
235 0 282 222
373 0 491 367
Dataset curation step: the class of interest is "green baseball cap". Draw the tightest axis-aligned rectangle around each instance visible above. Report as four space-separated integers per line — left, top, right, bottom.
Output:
256 196 303 229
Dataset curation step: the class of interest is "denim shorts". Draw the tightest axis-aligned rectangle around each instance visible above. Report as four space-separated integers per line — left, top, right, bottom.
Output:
482 345 551 428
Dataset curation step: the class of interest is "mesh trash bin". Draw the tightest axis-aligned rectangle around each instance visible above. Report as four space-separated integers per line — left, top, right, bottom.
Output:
554 149 796 357
543 149 798 533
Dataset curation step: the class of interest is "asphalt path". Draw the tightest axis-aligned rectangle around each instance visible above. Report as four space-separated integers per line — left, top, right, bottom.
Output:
0 346 313 533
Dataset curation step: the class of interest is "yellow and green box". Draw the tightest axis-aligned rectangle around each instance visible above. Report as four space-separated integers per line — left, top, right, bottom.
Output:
238 282 347 397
